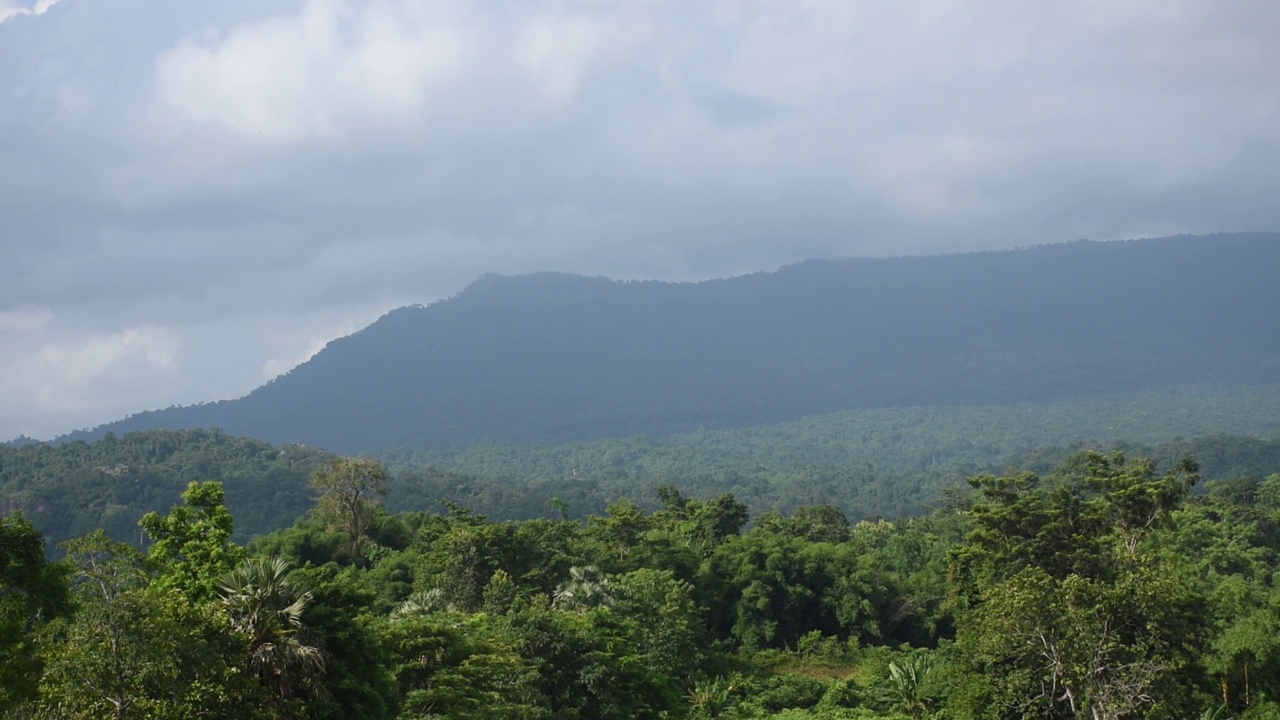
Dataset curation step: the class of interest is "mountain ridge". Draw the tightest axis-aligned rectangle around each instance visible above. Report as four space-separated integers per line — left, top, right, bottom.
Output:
51 232 1280 453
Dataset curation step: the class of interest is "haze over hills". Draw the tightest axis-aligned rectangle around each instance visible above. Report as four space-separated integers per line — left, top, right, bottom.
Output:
55 233 1280 454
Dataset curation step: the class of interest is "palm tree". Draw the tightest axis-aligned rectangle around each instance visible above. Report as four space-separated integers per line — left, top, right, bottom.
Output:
552 565 614 612
391 588 456 618
218 556 325 709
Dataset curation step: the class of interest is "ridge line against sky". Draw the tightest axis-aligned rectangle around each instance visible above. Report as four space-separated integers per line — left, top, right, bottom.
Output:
2 0 1279 440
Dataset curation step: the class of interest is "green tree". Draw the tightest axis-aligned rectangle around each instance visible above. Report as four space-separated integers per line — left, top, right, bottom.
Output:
951 453 1209 720
608 568 704 689
960 564 1205 720
37 531 257 720
432 529 489 612
282 564 398 720
584 498 651 570
139 481 244 600
1084 452 1198 555
552 565 614 612
379 611 538 720
0 513 69 713
651 488 748 558
701 528 872 649
501 600 669 720
760 505 851 543
218 556 325 714
309 457 389 561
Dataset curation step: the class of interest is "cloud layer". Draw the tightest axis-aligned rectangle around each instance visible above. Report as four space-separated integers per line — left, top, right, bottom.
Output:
2 0 1278 439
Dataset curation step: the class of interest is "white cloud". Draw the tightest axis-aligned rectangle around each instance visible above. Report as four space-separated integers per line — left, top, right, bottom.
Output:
516 5 654 99
155 0 469 142
0 325 177 437
517 15 608 99
259 313 370 380
0 0 60 23
2 0 1279 439
31 328 175 406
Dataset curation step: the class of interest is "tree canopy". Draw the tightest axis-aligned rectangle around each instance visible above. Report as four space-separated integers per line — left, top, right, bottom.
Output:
5 448 1280 718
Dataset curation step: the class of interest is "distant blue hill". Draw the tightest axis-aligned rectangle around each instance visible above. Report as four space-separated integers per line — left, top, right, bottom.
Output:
57 233 1280 453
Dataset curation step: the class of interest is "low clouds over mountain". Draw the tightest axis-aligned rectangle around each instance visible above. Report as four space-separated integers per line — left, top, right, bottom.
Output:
2 0 1279 438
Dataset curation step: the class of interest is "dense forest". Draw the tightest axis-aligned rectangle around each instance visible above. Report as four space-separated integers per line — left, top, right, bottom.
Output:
0 430 332 548
380 385 1280 520
5 448 1280 719
54 234 1280 453
7 411 1280 550
7 235 1280 718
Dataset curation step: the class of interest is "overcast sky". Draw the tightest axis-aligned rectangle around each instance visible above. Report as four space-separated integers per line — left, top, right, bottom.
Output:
2 0 1278 440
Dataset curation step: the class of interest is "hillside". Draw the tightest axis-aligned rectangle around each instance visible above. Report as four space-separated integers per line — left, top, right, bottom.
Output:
12 393 1280 549
59 233 1280 453
382 386 1280 519
384 385 1280 484
0 429 333 548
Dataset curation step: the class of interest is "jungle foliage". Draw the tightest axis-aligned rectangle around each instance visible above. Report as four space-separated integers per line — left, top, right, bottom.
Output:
6 449 1280 719
6 420 1280 552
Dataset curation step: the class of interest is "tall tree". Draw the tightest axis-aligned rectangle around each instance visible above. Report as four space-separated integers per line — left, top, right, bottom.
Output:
309 457 388 561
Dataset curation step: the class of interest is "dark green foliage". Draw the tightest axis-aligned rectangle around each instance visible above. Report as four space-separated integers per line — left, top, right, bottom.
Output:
7 419 1280 561
219 557 326 707
248 517 348 568
498 597 691 720
757 505 850 543
7 439 1280 718
284 565 399 720
752 674 828 712
0 428 332 548
383 424 1280 527
702 531 850 649
0 513 68 712
412 513 584 611
608 568 705 677
37 586 258 720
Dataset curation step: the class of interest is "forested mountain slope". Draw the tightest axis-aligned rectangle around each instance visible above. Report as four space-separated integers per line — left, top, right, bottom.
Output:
0 429 332 547
384 385 1280 487
60 233 1280 453
10 414 1280 549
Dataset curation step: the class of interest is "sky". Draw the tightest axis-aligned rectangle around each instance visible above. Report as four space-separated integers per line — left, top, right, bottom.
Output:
1 0 1278 440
